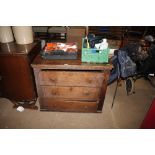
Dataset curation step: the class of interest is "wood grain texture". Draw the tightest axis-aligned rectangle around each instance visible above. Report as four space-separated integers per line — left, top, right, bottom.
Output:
40 98 97 112
0 42 39 55
41 86 100 100
97 71 110 111
0 42 41 101
32 50 112 112
0 56 35 100
39 71 104 87
31 55 113 71
67 26 86 50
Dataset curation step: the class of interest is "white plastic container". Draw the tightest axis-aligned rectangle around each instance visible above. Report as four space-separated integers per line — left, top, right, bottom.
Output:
12 26 33 44
0 26 14 43
100 39 108 50
95 38 108 50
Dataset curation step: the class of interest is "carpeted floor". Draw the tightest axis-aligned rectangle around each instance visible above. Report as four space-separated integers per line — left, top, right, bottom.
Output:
0 78 155 129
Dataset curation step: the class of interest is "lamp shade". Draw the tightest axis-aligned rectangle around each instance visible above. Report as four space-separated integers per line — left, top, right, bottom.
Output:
0 26 14 43
12 26 33 44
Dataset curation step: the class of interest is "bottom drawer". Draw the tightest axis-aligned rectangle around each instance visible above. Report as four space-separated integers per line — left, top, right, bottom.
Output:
39 98 97 113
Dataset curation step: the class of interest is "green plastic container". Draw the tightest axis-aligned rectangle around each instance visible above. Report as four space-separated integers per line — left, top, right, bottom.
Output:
81 38 110 63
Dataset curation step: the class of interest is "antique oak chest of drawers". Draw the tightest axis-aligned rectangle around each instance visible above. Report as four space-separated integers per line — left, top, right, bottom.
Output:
31 54 112 112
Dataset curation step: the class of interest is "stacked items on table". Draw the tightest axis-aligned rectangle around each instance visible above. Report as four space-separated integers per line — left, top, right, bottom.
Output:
41 42 78 60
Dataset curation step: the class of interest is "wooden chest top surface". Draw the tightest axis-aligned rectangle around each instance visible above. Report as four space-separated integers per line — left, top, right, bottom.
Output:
31 52 113 71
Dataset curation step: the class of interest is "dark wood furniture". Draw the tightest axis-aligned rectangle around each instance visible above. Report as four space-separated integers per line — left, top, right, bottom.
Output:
67 26 86 50
31 52 112 113
88 26 125 40
0 41 41 109
33 26 67 41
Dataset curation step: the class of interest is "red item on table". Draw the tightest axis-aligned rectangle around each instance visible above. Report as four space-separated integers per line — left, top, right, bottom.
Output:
44 42 78 53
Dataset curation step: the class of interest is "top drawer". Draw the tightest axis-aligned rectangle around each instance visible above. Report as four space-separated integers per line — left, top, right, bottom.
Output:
39 71 104 87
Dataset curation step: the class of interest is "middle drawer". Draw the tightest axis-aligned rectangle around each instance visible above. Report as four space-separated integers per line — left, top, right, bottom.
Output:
41 86 100 101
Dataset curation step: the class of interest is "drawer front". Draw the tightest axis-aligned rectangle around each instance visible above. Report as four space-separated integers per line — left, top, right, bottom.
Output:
41 86 100 100
39 71 104 87
39 98 97 112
